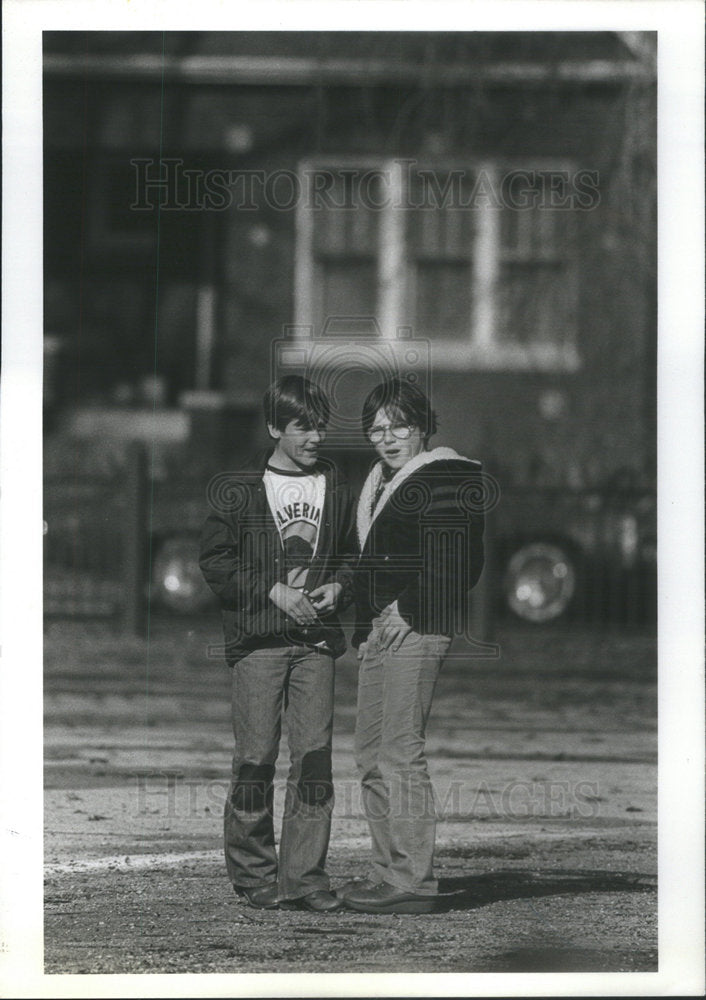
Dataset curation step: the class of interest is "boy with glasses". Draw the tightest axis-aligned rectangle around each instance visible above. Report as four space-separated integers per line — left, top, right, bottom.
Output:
343 377 485 913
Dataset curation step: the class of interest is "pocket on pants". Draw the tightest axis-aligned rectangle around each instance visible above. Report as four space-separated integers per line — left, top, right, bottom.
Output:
391 629 451 660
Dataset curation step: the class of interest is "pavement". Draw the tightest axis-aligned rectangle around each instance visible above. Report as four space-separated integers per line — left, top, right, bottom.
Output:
43 615 657 977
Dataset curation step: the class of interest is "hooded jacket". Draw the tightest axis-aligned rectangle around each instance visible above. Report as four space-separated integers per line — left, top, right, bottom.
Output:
353 447 485 646
199 450 356 665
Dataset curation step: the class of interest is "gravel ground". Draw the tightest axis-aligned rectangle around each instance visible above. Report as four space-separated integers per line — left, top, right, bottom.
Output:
43 615 657 978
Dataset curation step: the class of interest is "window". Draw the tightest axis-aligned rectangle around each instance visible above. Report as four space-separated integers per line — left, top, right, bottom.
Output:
295 159 580 371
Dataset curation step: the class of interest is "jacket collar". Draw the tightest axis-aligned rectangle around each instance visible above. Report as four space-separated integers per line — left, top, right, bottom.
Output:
356 446 475 549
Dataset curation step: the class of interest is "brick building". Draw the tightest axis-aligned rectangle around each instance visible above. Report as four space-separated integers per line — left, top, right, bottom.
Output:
44 30 656 487
43 32 657 623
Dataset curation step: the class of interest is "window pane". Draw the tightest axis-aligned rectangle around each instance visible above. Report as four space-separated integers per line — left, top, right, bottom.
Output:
500 204 570 261
312 170 381 256
415 260 472 340
408 171 474 259
496 173 577 351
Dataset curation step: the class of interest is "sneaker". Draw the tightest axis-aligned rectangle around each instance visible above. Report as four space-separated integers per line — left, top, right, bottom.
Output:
343 880 437 914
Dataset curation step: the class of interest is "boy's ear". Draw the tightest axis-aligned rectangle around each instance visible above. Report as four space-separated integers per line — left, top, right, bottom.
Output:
266 422 281 440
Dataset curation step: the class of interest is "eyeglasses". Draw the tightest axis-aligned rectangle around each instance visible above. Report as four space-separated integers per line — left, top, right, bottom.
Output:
367 424 416 444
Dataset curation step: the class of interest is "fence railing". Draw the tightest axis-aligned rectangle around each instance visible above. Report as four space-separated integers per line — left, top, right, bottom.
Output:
44 443 148 634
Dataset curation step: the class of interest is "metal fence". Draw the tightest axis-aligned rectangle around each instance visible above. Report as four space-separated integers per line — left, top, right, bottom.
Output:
44 444 148 631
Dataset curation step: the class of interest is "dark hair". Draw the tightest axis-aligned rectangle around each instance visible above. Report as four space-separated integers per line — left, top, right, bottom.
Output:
263 375 331 432
361 377 437 440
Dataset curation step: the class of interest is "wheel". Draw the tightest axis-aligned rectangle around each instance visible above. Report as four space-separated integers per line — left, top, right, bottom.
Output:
151 536 213 613
503 541 577 623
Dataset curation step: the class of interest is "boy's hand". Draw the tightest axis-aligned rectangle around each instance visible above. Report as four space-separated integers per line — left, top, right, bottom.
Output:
356 641 368 661
378 600 413 652
306 582 343 616
269 582 319 625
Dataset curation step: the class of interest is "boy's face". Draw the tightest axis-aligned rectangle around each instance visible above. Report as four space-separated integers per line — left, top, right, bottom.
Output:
368 407 425 472
268 419 327 470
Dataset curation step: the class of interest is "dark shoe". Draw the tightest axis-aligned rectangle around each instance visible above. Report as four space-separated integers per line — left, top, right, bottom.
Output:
234 882 279 910
343 880 437 914
279 889 344 913
336 877 377 900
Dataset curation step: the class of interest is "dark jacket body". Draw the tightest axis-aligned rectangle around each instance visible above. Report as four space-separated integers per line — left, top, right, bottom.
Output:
353 455 485 646
199 450 356 666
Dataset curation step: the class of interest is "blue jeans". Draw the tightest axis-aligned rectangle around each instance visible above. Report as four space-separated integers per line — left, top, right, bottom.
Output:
354 619 452 895
224 644 335 901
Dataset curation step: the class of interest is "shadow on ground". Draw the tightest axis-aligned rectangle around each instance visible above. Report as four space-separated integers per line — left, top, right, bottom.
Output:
436 867 655 911
473 943 657 973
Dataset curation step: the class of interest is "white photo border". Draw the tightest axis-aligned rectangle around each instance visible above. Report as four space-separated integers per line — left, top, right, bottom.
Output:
1 1 703 997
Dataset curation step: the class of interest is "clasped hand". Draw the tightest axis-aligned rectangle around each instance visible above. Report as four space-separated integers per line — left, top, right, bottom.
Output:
269 581 342 625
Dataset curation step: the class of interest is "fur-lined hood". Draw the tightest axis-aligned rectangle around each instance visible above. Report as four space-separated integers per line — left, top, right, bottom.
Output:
356 446 479 549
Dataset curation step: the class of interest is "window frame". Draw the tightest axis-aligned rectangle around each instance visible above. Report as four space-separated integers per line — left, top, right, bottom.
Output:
295 157 581 372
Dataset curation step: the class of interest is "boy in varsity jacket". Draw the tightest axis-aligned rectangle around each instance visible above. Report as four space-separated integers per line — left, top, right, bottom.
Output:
199 375 356 913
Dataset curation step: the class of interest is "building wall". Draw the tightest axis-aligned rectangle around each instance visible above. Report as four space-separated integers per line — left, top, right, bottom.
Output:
212 82 655 487
43 32 655 488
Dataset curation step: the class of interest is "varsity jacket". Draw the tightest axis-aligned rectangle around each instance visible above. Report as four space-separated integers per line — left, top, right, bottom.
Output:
199 450 356 665
353 447 485 646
